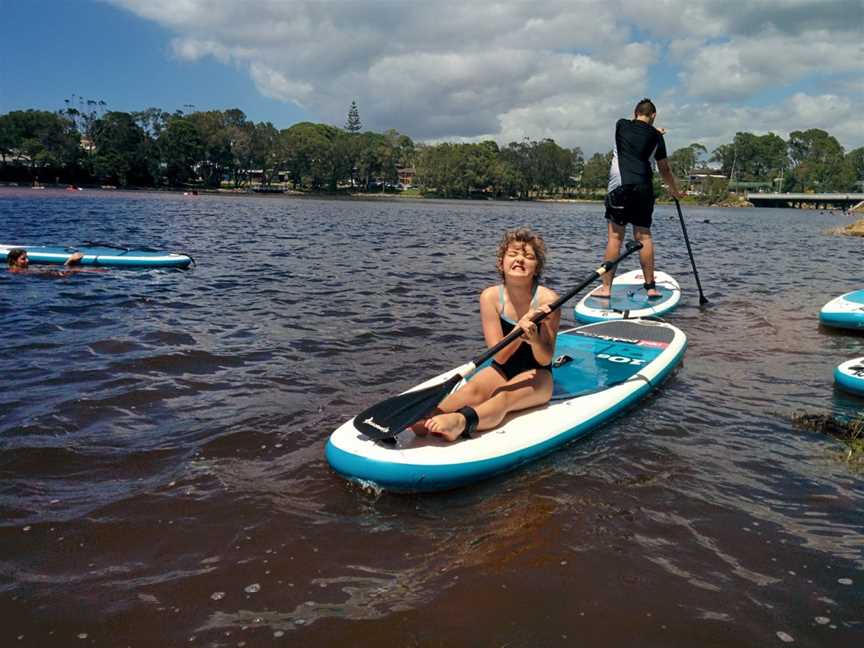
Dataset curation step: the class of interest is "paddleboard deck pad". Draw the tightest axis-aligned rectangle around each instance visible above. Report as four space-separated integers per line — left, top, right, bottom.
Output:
574 269 680 323
0 243 193 268
820 290 864 331
835 357 864 396
327 319 687 492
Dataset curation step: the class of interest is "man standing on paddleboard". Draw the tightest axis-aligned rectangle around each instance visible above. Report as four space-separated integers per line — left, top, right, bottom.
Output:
593 98 683 299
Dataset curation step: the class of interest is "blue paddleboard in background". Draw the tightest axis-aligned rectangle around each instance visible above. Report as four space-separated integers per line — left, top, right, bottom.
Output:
1 243 193 268
835 357 864 396
574 269 681 323
820 290 864 331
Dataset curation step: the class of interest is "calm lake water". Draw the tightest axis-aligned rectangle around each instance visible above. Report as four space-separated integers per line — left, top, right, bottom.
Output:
1 187 862 647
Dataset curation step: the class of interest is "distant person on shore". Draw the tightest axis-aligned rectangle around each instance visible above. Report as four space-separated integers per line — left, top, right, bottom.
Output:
593 98 683 299
411 228 561 441
7 249 95 276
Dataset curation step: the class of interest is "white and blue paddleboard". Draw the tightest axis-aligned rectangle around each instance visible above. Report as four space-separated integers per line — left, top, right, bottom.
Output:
835 357 864 396
819 290 864 331
327 319 687 492
574 269 680 323
0 243 192 268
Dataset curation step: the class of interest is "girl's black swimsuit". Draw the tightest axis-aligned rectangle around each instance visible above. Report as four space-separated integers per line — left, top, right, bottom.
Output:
491 285 552 381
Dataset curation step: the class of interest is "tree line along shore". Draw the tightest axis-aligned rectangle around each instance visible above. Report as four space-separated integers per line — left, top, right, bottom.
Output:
1 100 862 206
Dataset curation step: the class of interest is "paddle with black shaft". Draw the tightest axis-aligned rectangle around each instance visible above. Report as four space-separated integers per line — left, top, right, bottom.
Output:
354 240 644 441
673 198 708 305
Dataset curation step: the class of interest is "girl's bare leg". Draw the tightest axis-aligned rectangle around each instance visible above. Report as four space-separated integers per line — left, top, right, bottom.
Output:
426 369 553 441
411 367 503 436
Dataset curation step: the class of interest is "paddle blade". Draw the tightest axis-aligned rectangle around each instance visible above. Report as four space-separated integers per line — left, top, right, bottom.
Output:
353 374 463 440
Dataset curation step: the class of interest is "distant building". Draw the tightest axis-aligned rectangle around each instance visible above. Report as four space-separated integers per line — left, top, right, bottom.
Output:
80 135 96 153
688 172 727 182
227 169 288 184
687 172 728 194
728 180 773 193
4 149 31 164
397 167 415 187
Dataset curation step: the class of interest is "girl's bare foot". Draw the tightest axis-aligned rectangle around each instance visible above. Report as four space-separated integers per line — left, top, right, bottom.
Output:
410 407 442 436
424 412 467 442
592 288 611 298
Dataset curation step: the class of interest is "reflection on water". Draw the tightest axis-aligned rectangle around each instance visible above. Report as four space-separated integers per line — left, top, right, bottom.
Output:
0 188 862 646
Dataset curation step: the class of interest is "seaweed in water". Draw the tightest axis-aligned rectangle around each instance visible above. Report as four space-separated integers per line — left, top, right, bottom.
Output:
792 411 864 463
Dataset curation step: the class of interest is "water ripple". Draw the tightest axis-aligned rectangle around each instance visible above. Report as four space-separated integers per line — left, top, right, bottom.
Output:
1 189 863 645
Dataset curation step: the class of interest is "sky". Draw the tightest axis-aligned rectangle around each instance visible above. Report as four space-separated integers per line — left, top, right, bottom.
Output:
1 0 862 157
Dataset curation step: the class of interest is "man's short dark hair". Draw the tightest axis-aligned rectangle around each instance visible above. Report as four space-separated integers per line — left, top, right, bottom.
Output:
634 98 656 117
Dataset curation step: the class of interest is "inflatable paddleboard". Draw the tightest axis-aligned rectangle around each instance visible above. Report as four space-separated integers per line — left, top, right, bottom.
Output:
819 290 864 331
0 243 193 269
327 319 687 492
835 357 864 396
574 269 680 323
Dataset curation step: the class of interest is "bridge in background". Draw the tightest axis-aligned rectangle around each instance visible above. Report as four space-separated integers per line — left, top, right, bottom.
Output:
746 192 864 210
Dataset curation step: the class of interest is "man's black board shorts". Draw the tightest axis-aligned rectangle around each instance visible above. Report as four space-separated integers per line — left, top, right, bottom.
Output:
605 183 654 229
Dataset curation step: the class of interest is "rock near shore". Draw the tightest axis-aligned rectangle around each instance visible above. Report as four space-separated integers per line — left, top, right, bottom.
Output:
835 219 864 237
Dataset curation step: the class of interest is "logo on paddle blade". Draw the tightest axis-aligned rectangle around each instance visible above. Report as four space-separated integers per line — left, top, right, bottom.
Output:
362 417 390 434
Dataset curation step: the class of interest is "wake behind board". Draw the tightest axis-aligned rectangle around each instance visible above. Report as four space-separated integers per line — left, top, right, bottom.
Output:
819 290 864 331
327 319 687 493
835 357 864 396
0 243 193 269
574 269 680 323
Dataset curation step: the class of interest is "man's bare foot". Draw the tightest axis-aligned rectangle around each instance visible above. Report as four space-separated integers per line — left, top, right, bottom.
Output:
592 288 611 298
646 288 661 298
425 412 466 442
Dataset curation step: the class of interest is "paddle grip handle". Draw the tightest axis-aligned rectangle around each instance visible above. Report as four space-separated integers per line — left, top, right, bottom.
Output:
467 241 643 371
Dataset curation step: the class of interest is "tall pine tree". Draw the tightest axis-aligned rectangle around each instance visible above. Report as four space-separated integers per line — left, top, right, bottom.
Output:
345 100 361 133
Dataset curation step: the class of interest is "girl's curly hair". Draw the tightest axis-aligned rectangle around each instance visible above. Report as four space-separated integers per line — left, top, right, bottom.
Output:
495 228 546 281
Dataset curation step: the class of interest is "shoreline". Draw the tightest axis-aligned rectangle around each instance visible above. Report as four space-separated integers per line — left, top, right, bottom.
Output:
0 183 738 208
4 183 860 216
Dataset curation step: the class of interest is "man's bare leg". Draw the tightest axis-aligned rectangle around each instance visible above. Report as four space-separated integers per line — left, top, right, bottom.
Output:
593 221 627 298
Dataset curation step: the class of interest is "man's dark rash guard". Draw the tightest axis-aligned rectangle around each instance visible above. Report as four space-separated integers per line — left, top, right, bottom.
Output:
607 119 668 192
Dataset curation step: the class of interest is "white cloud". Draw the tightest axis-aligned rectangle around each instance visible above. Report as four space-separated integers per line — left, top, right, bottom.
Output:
652 93 861 158
107 0 864 153
679 30 863 100
171 38 233 64
617 0 864 40
785 93 860 147
248 63 315 107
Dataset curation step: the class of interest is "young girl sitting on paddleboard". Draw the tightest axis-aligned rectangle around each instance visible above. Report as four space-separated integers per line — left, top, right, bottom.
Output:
417 228 561 441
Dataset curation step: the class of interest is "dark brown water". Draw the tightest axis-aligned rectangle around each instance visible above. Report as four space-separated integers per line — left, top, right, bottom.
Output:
1 187 862 647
